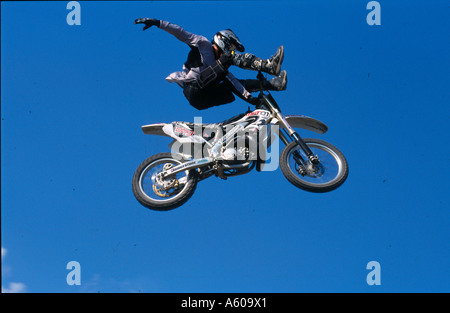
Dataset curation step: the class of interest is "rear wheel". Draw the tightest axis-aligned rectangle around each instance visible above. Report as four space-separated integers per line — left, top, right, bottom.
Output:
280 139 348 192
132 153 198 211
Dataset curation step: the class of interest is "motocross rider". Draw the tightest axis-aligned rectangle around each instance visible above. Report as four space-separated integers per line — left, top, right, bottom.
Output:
134 18 287 110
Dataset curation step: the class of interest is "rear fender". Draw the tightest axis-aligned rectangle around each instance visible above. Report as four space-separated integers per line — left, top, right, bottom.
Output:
141 123 204 160
141 123 170 137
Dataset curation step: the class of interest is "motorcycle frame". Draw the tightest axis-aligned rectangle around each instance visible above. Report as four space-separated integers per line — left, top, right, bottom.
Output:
163 119 259 178
161 91 318 179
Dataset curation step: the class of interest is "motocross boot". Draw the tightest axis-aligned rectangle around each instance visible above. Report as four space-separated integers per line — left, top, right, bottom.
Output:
261 46 284 76
267 70 287 91
232 46 284 76
241 70 287 92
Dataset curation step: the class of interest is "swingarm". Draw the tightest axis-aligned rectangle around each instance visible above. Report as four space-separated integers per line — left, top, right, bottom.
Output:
162 157 214 178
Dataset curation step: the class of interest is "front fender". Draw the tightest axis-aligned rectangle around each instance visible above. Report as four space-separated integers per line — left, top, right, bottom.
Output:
279 115 328 135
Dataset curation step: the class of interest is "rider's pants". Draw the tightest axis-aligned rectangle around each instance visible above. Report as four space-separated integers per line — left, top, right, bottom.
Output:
183 79 236 110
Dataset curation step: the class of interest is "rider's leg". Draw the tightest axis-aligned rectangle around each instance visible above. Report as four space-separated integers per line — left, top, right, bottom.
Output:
232 46 284 76
240 70 287 92
184 79 235 110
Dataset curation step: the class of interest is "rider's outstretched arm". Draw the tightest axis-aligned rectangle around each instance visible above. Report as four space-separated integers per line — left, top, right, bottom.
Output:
159 20 209 47
135 18 208 47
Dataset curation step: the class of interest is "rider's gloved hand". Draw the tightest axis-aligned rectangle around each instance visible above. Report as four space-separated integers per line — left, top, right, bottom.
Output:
246 95 261 106
134 18 160 30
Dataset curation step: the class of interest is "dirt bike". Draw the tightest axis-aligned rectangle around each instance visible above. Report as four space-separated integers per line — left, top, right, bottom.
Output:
132 72 349 211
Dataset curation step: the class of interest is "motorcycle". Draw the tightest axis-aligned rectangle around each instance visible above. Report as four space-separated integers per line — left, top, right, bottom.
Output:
132 72 349 211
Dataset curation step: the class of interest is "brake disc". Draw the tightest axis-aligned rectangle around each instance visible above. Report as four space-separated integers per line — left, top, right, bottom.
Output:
153 163 181 198
153 179 179 197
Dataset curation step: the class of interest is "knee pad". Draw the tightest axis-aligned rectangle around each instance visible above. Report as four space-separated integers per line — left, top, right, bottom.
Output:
232 53 257 69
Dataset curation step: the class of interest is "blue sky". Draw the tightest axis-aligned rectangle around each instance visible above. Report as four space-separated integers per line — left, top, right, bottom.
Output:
1 0 449 293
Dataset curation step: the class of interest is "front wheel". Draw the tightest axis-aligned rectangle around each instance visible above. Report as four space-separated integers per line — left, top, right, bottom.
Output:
280 139 348 193
132 153 198 211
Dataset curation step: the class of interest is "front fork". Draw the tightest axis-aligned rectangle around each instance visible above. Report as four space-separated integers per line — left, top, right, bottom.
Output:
276 112 319 165
279 130 318 176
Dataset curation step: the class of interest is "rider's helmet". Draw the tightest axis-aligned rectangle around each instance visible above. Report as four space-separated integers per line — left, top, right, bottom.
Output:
212 29 245 54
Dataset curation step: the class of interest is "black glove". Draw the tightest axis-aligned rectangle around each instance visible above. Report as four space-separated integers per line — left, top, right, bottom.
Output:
134 18 160 30
246 95 261 106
